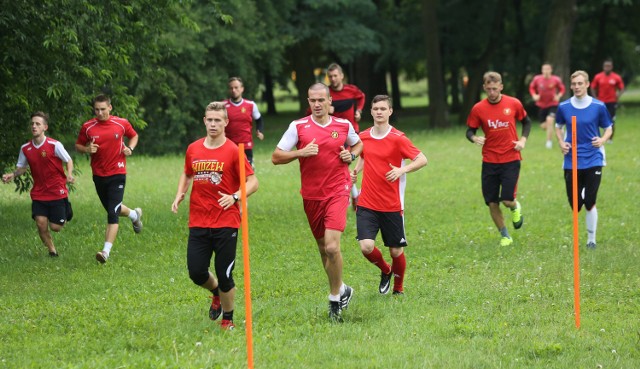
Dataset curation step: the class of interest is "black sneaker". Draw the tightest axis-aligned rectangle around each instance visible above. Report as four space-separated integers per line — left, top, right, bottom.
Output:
340 285 354 310
328 300 343 322
379 271 392 294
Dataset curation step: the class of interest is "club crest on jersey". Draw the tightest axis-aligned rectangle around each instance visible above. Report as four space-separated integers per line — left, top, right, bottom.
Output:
503 108 512 116
115 133 119 139
41 151 47 157
209 171 222 185
241 107 247 114
331 131 339 139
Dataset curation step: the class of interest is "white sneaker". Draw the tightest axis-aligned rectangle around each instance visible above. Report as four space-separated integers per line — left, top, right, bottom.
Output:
545 140 552 149
132 207 143 233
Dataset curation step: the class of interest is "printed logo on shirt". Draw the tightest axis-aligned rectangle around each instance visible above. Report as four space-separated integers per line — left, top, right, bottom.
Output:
41 151 47 157
241 107 247 114
118 162 125 168
503 108 512 116
331 131 339 139
192 160 225 185
304 124 311 128
487 120 510 129
115 134 119 139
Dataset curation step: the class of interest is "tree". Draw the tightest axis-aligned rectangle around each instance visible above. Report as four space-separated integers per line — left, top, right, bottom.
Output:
422 0 448 127
543 0 577 94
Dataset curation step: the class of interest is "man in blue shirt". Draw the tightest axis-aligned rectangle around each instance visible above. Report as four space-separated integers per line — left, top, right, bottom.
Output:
555 70 612 249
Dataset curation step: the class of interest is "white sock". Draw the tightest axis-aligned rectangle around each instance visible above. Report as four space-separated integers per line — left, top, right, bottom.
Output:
351 185 359 198
128 209 138 221
103 242 113 255
328 294 340 302
586 207 598 244
339 283 345 295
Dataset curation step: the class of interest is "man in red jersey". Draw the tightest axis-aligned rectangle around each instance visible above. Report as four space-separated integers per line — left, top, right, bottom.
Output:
326 63 366 211
350 95 427 296
172 101 258 331
528 63 565 149
75 95 143 263
467 72 531 247
591 59 625 142
272 83 363 322
3 112 74 257
223 77 265 166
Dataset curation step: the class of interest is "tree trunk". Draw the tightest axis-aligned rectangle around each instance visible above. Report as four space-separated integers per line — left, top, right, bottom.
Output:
543 0 577 99
263 69 277 115
589 3 610 75
422 0 448 127
289 43 318 114
460 0 508 124
390 61 402 111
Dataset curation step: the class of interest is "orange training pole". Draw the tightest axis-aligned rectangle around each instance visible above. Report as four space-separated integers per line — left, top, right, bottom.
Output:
238 144 254 368
571 116 581 329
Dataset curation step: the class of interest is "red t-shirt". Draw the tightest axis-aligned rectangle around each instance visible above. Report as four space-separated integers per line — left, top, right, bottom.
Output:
276 115 360 200
223 98 260 149
76 116 137 177
329 84 365 132
185 138 254 228
528 74 565 108
357 127 422 212
591 72 624 103
18 138 70 201
467 95 527 164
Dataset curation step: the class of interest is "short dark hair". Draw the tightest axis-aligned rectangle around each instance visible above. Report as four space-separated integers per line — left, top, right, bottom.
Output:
93 94 111 105
228 77 244 86
371 95 392 108
31 111 49 125
327 63 343 74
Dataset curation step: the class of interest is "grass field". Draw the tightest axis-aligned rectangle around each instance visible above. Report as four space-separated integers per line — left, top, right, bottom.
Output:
1 105 640 369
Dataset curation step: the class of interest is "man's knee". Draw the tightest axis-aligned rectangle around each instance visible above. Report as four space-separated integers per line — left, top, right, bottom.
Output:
189 271 209 286
218 278 235 293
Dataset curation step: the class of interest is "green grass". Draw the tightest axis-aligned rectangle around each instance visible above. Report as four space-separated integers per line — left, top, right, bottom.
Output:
2 106 640 369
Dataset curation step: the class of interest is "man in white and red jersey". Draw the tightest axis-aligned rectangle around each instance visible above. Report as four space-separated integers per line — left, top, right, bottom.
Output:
591 59 625 142
172 101 258 331
272 83 363 322
528 63 565 148
75 94 143 264
467 71 531 247
350 95 427 296
3 112 74 257
326 63 366 211
223 77 265 166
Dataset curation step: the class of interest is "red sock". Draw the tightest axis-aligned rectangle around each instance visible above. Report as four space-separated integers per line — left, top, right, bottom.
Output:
363 247 391 274
391 252 406 292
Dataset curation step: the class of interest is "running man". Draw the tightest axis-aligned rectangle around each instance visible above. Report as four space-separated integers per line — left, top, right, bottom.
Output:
272 83 362 322
351 95 427 295
223 77 265 166
528 63 565 148
466 71 531 246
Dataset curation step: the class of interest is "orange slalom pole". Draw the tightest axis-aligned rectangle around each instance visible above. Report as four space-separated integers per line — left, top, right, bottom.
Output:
238 144 254 368
571 116 581 329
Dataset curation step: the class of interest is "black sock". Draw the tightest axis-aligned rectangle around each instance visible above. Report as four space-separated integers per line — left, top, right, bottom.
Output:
210 287 219 297
222 310 234 321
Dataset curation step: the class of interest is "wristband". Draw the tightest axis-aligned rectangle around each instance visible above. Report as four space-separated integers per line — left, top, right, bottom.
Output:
232 194 239 203
351 153 357 162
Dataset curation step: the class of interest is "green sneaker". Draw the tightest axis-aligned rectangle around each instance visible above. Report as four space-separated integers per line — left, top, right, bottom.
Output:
500 236 513 246
511 201 523 229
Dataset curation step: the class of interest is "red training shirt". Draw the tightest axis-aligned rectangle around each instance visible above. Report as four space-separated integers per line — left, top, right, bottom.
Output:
528 74 565 109
76 116 137 177
17 138 70 201
276 115 360 200
591 71 624 103
467 95 527 164
357 126 422 212
223 98 261 149
329 84 365 132
185 138 254 229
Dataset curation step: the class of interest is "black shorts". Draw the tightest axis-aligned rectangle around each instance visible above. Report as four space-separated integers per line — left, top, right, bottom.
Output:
356 206 407 247
187 227 238 291
481 160 520 205
32 198 70 226
563 167 602 211
93 174 126 224
244 148 253 165
537 106 558 123
604 102 617 121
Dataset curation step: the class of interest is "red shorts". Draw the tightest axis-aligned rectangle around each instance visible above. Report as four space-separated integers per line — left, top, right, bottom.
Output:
303 196 349 239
